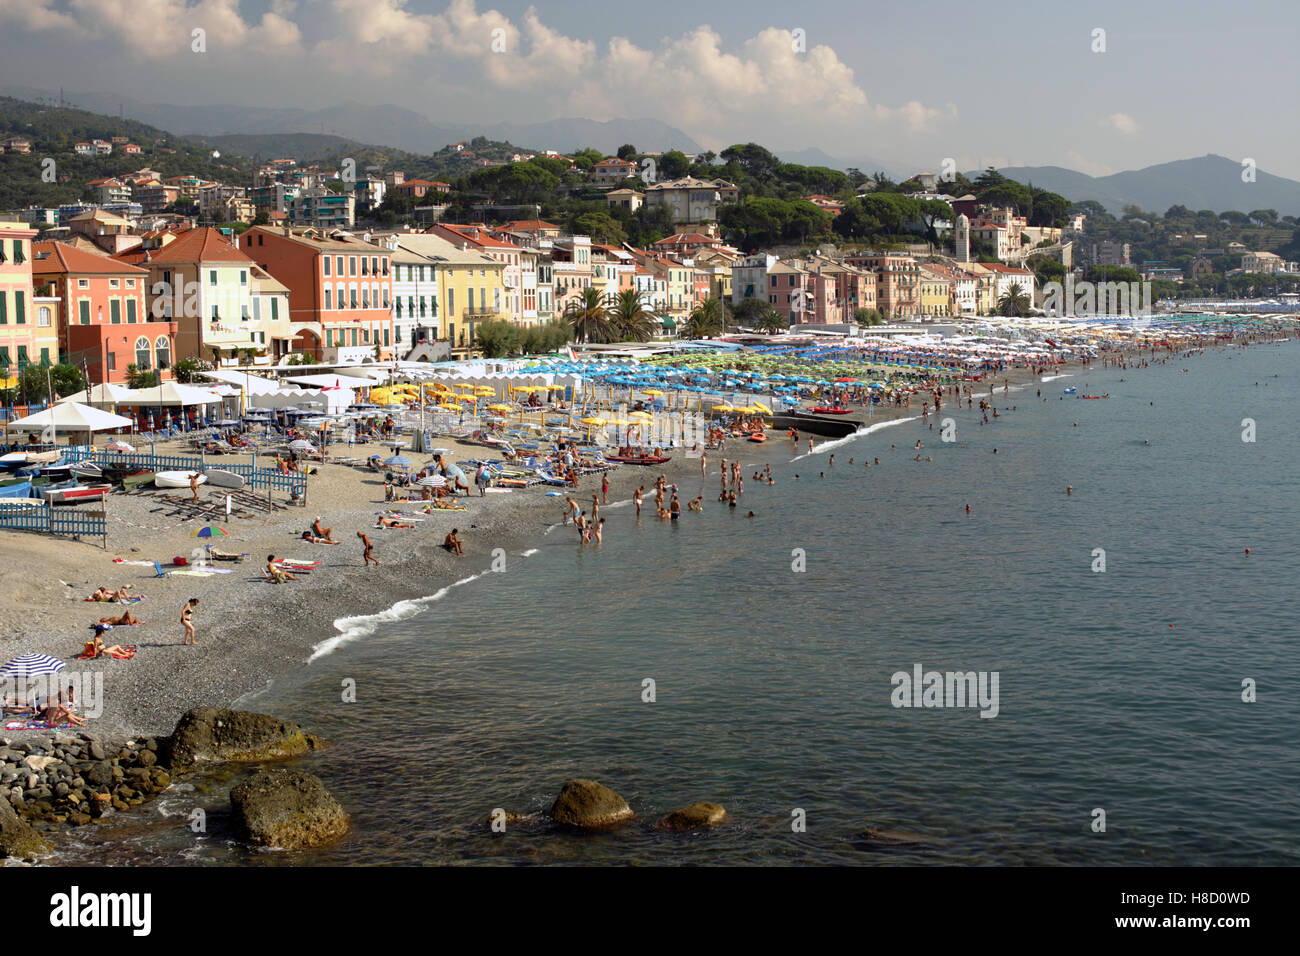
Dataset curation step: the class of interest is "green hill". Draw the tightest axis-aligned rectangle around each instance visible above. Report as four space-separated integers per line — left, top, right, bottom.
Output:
0 95 255 211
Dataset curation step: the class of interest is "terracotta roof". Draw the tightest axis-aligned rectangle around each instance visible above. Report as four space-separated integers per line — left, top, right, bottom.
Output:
501 220 559 231
147 227 252 264
32 240 147 275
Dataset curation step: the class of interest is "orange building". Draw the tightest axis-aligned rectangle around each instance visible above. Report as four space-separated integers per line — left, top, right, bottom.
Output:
240 226 394 361
31 241 178 384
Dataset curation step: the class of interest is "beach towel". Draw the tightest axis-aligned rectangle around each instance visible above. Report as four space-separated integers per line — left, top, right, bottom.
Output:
84 595 146 603
5 719 72 731
112 559 157 567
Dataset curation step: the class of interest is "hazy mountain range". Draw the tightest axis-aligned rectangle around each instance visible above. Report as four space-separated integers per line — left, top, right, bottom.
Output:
992 155 1300 217
4 85 1299 216
0 85 701 157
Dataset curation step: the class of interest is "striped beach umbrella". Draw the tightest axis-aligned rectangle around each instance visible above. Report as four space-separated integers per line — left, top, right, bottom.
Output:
0 653 66 680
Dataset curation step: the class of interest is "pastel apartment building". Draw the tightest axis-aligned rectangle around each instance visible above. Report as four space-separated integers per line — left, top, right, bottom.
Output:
241 226 395 362
0 222 61 376
844 254 920 320
31 239 177 384
591 157 638 185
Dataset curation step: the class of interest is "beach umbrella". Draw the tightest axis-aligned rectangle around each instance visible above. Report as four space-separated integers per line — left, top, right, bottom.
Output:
106 439 135 453
287 440 316 452
416 474 447 487
580 417 606 426
191 526 229 538
383 455 411 468
0 653 66 680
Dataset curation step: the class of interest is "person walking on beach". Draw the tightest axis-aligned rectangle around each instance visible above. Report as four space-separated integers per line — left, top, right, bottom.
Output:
189 473 201 503
181 598 198 646
601 473 609 504
358 531 378 567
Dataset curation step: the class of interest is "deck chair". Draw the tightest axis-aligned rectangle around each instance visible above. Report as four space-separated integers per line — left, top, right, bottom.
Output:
152 560 172 578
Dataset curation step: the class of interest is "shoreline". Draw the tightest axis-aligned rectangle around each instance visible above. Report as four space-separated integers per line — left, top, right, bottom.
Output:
0 335 1285 741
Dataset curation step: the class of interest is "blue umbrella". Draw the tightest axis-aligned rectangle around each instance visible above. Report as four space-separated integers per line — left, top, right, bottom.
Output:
1 653 66 679
383 455 412 468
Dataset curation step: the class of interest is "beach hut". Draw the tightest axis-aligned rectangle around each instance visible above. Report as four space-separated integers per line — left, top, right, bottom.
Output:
5 402 133 443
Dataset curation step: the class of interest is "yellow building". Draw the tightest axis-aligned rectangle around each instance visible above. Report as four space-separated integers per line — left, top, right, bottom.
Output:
378 233 505 354
0 220 61 378
918 265 955 318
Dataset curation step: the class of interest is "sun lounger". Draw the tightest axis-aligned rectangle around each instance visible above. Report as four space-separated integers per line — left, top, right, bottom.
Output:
152 560 172 578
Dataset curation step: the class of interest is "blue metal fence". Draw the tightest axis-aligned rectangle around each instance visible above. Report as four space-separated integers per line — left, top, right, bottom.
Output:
0 500 106 545
68 451 307 496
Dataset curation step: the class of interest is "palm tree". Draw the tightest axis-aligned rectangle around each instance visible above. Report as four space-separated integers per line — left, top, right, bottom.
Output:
997 282 1031 317
564 288 613 343
755 304 788 334
610 289 657 342
685 296 724 338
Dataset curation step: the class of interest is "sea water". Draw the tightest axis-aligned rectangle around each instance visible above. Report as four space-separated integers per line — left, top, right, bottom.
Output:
52 342 1300 865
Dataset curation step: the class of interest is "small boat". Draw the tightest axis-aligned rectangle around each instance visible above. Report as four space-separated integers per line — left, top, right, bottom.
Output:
747 433 767 443
43 482 112 504
121 471 156 492
72 462 103 480
603 455 672 464
0 452 30 471
155 471 207 490
202 468 246 491
810 406 853 415
1063 387 1077 394
1080 394 1108 399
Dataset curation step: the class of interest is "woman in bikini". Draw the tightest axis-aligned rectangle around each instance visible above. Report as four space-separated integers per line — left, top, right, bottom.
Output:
181 597 199 644
96 609 139 627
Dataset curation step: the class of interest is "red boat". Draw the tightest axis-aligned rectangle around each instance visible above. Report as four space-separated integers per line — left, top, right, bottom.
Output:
747 433 767 443
604 455 672 465
810 406 853 415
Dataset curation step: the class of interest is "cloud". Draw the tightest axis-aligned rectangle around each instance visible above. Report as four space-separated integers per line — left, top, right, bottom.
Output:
0 0 76 31
0 1 950 151
1102 112 1140 135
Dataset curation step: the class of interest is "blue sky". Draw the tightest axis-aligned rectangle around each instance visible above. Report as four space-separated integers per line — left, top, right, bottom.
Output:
1 0 1297 177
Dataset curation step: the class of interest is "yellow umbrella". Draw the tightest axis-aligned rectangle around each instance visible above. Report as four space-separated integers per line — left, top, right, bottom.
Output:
751 401 772 413
642 389 664 396
712 403 734 412
488 403 513 412
580 417 606 426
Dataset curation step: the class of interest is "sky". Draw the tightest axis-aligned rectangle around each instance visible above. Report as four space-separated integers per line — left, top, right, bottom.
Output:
1 0 1297 178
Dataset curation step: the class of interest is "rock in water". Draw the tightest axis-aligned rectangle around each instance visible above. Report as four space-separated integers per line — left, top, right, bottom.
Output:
0 793 49 859
229 769 349 850
657 801 728 831
164 708 321 769
550 779 634 829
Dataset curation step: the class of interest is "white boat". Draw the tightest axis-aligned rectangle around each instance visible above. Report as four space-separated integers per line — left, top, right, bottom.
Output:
154 471 207 490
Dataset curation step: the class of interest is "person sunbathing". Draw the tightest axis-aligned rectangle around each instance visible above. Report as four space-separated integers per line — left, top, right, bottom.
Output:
302 531 339 545
266 555 299 583
90 586 115 602
311 517 335 542
84 633 133 660
39 700 86 728
96 609 139 626
376 515 415 529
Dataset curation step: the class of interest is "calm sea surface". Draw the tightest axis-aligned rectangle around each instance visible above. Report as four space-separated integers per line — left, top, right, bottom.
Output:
55 341 1300 865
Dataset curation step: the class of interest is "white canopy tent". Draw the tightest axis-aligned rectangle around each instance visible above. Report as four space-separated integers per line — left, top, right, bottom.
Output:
201 370 285 396
55 383 137 407
5 402 134 436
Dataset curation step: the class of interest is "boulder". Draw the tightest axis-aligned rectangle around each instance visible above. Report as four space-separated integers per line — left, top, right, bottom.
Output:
163 708 321 769
0 795 49 859
657 801 728 831
549 779 634 830
229 769 349 850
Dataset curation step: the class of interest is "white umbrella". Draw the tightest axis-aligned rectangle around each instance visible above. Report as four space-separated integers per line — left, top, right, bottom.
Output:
287 440 317 452
416 475 447 487
0 653 66 679
5 402 133 434
106 439 136 453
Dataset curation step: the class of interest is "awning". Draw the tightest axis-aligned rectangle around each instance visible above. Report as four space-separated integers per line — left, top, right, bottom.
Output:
661 316 677 328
